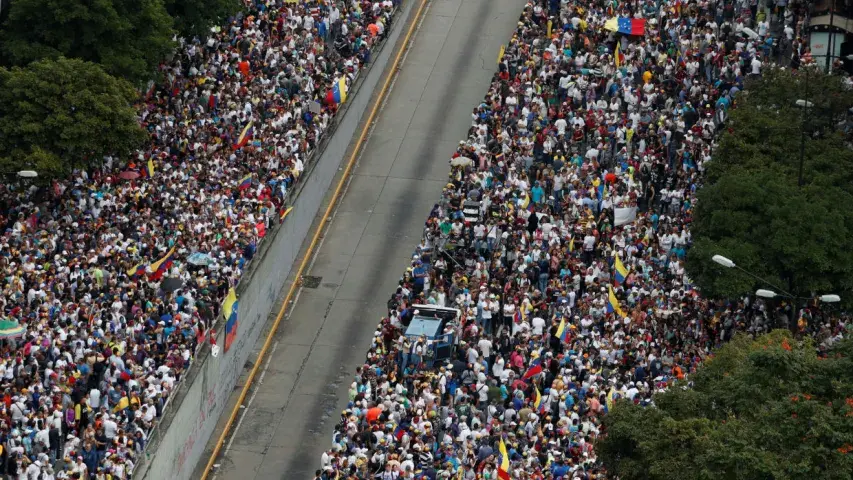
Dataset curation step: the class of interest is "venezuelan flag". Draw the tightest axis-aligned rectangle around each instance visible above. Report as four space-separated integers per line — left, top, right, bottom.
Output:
603 17 646 36
223 287 239 352
332 77 348 104
615 43 624 68
112 395 130 413
522 358 543 380
393 423 407 441
533 384 542 411
607 285 626 318
238 173 252 190
234 121 254 149
279 206 293 222
127 263 145 278
146 158 155 178
498 438 510 480
556 317 570 343
148 246 176 281
614 254 629 285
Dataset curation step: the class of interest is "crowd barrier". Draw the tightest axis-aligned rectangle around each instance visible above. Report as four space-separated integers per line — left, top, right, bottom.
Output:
130 2 417 478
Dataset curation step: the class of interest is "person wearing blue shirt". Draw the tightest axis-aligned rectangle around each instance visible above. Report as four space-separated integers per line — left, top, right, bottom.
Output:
729 85 740 98
531 182 545 204
608 81 619 98
551 459 570 478
412 261 427 295
549 0 560 14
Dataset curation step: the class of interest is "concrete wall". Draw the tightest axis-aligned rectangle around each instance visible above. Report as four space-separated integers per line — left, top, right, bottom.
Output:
132 3 416 478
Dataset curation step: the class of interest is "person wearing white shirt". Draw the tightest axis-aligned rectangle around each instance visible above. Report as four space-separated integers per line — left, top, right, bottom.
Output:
104 415 118 440
554 117 568 136
26 460 41 480
757 19 769 38
751 56 762 76
477 338 492 361
35 424 50 451
89 388 101 410
531 315 546 336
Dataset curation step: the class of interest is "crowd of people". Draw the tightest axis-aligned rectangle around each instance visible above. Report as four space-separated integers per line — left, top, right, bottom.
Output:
0 0 402 478
318 0 850 479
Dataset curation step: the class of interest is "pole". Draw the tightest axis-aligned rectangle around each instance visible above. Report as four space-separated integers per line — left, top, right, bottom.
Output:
797 81 810 188
798 103 806 187
825 0 835 72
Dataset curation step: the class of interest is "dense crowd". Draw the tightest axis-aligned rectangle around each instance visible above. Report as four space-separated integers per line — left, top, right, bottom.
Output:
0 0 401 478
318 0 850 479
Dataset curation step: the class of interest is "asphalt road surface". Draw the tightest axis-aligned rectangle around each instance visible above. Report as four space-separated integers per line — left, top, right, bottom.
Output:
206 1 521 478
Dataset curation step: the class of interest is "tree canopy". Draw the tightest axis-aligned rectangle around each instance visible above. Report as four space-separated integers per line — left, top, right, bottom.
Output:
686 68 853 302
0 0 175 84
165 0 240 40
597 330 853 480
0 57 147 178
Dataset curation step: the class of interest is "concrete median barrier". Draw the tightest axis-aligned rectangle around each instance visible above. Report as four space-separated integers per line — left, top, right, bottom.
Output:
129 2 417 478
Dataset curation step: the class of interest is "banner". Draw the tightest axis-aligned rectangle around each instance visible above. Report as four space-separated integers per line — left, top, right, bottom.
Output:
497 45 506 64
614 207 638 227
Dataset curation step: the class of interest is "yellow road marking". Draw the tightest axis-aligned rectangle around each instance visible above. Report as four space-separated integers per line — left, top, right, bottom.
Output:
199 1 432 477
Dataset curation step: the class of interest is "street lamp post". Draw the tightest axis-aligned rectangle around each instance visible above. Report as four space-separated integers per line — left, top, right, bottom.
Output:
712 254 840 330
755 288 840 304
795 99 813 188
826 0 835 72
712 254 795 298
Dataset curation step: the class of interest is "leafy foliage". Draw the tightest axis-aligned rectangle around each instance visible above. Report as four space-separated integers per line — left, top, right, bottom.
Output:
0 0 175 84
164 0 240 40
0 58 147 178
686 68 853 301
598 331 853 480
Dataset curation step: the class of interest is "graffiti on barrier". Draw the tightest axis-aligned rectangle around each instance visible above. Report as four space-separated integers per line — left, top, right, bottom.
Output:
174 386 218 474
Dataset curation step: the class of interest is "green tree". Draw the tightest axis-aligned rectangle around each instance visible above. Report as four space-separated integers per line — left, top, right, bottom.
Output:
164 0 240 40
0 0 175 84
597 331 853 480
0 57 147 177
686 68 853 302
